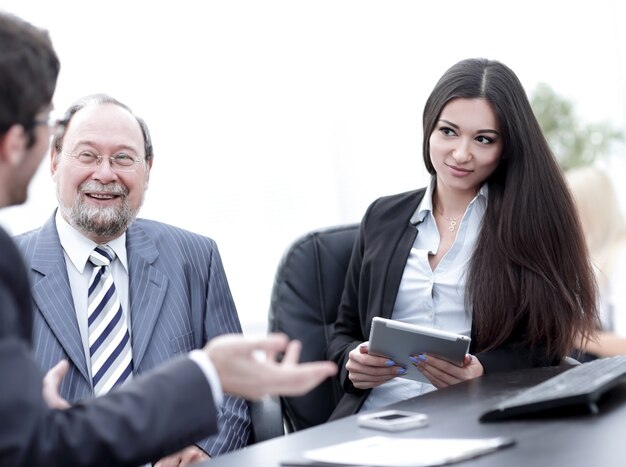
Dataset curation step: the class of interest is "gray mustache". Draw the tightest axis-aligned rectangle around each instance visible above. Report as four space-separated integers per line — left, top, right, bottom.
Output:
79 181 128 196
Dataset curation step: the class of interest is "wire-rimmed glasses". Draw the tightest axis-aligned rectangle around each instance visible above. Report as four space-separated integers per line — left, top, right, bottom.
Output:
33 115 59 128
62 150 145 173
32 114 64 138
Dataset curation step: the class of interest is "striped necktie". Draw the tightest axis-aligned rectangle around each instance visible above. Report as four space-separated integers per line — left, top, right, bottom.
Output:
87 245 133 396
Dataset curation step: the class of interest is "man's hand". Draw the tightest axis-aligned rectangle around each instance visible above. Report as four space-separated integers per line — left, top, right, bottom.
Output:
42 359 71 409
205 333 337 400
153 445 209 466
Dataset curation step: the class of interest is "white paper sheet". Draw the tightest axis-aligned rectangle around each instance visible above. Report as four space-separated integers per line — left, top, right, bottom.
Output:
303 436 514 466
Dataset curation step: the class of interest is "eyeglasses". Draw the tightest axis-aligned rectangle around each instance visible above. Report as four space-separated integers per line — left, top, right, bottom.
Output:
33 116 59 128
32 113 66 139
62 150 145 173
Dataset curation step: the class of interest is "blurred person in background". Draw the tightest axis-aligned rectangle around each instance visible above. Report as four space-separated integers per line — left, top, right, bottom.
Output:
568 164 626 358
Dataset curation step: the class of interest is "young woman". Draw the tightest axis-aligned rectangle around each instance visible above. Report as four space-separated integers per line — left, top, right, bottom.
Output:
328 58 599 418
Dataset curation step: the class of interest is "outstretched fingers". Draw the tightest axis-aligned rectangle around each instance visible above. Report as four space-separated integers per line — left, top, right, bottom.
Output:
269 361 338 396
280 339 302 365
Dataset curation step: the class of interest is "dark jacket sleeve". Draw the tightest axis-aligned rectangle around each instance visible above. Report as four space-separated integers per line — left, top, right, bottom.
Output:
0 282 218 467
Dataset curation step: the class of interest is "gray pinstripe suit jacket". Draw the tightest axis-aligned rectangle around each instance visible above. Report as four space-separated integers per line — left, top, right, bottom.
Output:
14 213 251 456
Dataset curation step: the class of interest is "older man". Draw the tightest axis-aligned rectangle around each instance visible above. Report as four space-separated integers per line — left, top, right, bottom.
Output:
15 93 250 464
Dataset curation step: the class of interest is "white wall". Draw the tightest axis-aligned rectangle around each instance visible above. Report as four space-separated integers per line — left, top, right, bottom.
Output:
2 0 626 336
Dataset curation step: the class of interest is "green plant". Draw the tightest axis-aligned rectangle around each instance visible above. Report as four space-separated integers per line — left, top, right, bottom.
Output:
530 83 623 171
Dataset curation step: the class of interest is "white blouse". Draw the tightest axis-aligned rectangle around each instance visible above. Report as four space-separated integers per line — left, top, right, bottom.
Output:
362 177 487 411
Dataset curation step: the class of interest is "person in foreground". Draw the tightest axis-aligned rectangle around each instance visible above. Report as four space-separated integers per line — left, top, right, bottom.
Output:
15 92 251 464
0 10 337 467
328 58 599 418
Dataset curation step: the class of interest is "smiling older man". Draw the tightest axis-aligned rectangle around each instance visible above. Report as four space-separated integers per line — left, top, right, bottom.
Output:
15 93 250 464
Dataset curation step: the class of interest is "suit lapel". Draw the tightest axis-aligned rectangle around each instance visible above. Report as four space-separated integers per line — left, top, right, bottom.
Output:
31 215 90 382
126 222 168 369
379 189 426 320
380 223 418 319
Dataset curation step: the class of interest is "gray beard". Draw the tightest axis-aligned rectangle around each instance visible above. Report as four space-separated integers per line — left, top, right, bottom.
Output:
70 202 136 238
58 182 140 239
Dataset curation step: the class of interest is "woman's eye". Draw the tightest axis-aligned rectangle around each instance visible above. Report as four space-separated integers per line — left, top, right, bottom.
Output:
439 127 456 136
476 135 494 144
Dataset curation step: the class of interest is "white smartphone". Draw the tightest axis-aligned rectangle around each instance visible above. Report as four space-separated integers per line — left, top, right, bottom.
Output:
357 410 429 432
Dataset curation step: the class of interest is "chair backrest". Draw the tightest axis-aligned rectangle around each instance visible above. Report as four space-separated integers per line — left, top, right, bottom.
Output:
268 224 359 432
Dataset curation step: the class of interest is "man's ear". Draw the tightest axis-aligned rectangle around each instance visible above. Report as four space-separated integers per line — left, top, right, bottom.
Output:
0 125 27 166
144 158 153 190
50 145 60 179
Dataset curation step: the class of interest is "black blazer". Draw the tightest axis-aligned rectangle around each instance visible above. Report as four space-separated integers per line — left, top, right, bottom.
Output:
0 227 218 467
328 189 556 418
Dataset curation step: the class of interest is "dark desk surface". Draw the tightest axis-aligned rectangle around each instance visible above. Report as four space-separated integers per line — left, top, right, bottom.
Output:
205 366 626 466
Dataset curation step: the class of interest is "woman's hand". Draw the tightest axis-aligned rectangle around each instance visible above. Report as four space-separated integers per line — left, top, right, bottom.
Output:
346 342 406 389
410 353 483 389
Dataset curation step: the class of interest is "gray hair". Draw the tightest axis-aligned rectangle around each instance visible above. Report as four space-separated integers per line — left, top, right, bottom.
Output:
52 93 154 161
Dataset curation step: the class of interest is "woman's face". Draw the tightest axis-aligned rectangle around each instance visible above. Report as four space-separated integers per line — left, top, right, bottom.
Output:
429 97 503 196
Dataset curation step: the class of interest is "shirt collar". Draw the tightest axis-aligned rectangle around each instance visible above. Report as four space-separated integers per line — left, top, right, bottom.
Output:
409 176 490 225
55 209 129 273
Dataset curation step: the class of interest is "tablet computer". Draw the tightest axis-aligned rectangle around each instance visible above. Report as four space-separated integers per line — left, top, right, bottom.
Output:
368 317 471 383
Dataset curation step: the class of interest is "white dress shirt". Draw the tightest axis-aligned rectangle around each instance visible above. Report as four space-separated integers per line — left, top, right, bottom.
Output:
362 177 487 411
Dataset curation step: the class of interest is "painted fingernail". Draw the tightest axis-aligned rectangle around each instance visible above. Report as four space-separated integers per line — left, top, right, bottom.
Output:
385 359 396 367
419 354 427 362
396 368 407 375
409 356 420 364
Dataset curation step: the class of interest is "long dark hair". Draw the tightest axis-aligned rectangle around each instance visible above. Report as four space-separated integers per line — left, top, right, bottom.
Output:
423 58 597 360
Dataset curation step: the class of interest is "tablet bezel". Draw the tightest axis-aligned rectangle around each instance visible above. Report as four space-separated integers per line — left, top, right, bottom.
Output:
367 317 471 383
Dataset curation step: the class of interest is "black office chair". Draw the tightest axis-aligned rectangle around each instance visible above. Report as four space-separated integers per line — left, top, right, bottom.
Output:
248 397 285 443
268 224 359 432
